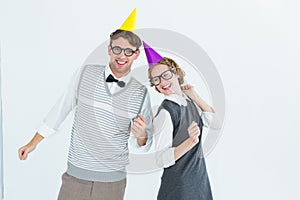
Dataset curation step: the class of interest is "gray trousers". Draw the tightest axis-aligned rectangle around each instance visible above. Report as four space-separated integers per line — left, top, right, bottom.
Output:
57 172 126 200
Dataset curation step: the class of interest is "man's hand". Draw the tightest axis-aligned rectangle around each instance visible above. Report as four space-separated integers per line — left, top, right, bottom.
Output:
18 143 36 160
18 132 44 160
131 114 147 146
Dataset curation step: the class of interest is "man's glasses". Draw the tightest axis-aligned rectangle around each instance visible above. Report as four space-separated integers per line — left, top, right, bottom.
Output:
150 68 176 86
110 45 138 57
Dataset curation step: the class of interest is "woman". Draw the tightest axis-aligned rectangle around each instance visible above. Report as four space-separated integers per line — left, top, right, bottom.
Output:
149 57 215 200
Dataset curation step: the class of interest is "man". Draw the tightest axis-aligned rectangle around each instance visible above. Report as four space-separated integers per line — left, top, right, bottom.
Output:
18 9 152 200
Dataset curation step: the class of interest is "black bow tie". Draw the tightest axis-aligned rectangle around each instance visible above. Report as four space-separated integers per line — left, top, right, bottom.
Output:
106 74 125 87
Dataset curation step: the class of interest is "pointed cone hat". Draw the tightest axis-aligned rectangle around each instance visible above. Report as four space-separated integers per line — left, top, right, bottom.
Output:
143 41 163 67
119 8 137 31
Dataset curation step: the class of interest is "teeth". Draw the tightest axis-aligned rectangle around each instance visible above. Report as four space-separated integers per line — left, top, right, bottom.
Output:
162 84 170 89
117 60 126 65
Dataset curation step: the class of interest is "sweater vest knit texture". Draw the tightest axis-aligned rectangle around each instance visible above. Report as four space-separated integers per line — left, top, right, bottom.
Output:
67 65 147 182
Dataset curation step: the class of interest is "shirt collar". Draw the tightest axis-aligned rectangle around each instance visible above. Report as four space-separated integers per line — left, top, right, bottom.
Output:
105 65 131 84
165 93 188 106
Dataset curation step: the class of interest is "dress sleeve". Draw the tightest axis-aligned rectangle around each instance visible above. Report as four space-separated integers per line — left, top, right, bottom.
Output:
37 66 83 137
153 108 176 168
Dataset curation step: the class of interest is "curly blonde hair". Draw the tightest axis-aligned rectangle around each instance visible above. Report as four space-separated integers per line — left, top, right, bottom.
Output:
148 57 185 87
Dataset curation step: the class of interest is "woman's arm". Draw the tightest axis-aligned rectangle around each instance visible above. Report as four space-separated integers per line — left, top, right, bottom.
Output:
154 109 200 168
174 121 200 160
181 84 221 129
181 84 214 113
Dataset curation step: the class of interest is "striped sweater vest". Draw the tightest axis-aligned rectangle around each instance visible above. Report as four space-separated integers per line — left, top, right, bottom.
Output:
66 65 147 182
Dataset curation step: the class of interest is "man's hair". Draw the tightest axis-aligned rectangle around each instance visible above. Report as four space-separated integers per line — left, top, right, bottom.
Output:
110 29 142 49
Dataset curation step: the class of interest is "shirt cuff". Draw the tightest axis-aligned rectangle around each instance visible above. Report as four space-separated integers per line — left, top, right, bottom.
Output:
156 147 175 168
201 112 213 128
202 111 221 130
37 123 57 138
129 135 152 152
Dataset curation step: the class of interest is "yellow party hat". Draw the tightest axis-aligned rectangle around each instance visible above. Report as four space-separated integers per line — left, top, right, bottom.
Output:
119 8 136 31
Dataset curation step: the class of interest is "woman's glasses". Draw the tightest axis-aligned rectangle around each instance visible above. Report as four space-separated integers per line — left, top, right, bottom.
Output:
150 68 176 86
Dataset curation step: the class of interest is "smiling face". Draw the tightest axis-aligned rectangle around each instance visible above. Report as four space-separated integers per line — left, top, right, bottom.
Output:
150 64 182 95
108 37 140 78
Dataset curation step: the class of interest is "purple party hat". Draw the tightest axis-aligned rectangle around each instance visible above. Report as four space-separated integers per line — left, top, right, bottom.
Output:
143 41 163 67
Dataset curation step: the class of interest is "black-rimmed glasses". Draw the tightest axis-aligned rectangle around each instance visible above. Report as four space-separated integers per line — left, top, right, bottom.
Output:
110 45 138 57
150 68 176 86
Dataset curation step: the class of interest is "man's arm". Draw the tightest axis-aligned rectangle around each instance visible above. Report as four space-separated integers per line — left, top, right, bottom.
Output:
130 89 153 149
18 132 44 160
18 66 83 160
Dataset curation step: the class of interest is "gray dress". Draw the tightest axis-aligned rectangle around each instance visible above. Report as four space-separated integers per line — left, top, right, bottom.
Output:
156 99 213 200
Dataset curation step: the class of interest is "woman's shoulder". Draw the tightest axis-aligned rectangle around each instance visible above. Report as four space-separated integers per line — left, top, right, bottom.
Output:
159 99 181 129
161 99 180 109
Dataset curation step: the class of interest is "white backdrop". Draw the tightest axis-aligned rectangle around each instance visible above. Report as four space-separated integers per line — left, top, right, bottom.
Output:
1 0 300 199
0 47 3 199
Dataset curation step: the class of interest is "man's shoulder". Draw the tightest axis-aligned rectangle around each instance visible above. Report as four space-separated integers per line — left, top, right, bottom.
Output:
82 64 105 70
78 64 106 74
130 77 148 90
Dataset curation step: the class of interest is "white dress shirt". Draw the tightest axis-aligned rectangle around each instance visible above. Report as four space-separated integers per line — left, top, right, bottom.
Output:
154 93 217 168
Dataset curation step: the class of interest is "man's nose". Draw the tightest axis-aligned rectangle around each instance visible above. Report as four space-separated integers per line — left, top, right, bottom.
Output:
118 50 127 58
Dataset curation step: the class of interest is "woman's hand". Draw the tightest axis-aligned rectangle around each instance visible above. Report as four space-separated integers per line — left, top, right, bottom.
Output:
181 84 199 101
187 121 200 144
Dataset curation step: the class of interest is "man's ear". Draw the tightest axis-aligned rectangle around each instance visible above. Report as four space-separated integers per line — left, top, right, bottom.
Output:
133 49 140 60
108 45 111 56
